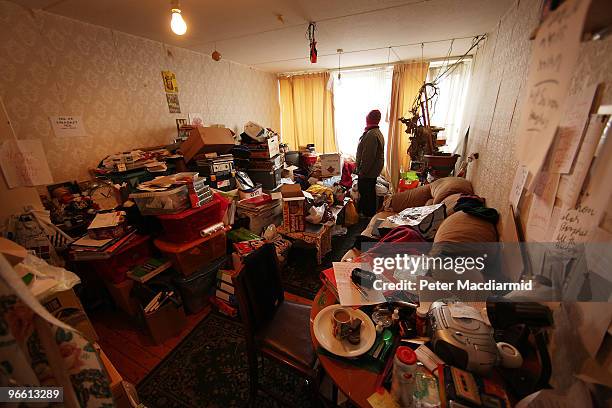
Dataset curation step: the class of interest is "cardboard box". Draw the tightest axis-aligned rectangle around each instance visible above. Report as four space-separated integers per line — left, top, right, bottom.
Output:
281 184 306 232
245 135 280 159
104 279 140 317
143 301 187 344
320 153 343 177
42 288 98 342
181 126 235 162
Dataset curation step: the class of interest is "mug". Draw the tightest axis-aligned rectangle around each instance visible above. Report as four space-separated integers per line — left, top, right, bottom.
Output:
331 308 352 339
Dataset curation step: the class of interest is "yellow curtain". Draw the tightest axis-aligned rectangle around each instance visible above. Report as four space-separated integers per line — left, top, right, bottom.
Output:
278 72 337 153
386 62 429 189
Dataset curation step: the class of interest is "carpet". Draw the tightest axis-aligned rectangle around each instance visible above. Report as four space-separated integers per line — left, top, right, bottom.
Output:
137 313 315 408
281 218 371 299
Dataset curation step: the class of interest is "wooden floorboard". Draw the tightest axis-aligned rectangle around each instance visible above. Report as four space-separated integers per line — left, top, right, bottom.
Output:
91 305 210 384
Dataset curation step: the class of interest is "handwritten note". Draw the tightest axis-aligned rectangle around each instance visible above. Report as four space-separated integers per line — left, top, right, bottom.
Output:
515 0 591 176
552 204 598 251
526 172 560 241
49 116 86 137
549 84 599 173
509 165 529 210
557 114 607 208
0 139 53 188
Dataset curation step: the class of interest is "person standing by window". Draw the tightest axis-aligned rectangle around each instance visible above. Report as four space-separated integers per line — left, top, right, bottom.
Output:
355 109 385 217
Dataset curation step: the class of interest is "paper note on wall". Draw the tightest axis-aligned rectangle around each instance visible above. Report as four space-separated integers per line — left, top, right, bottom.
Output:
0 139 53 188
515 0 591 176
526 173 560 241
49 116 86 137
549 84 599 173
509 165 529 210
557 114 607 208
552 203 599 251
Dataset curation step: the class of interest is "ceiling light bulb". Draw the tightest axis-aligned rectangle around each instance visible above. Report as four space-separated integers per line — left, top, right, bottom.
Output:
171 8 187 35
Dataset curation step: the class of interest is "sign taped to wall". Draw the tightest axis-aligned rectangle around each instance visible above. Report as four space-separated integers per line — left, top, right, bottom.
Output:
0 139 53 188
49 116 86 137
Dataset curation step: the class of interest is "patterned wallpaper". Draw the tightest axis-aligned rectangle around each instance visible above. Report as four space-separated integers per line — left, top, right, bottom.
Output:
462 0 612 221
0 1 280 182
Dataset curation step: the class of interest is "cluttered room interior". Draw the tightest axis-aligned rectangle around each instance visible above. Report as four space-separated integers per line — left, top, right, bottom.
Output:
0 0 611 407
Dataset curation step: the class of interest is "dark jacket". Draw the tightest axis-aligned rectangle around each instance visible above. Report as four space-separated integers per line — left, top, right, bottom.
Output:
355 127 384 178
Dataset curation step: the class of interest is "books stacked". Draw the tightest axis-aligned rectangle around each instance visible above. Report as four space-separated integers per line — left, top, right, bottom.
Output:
188 177 213 208
211 269 238 317
69 228 138 261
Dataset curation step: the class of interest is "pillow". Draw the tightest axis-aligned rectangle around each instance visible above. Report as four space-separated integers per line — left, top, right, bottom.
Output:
390 184 432 212
430 177 473 203
441 193 463 216
433 211 498 243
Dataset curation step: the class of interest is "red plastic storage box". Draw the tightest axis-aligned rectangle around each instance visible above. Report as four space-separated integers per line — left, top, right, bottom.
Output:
154 229 227 277
155 193 229 243
77 234 153 284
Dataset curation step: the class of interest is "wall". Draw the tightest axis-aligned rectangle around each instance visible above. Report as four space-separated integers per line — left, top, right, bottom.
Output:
0 1 280 182
462 0 612 223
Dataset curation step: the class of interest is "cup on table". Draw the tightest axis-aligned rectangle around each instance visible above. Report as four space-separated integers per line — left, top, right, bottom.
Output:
331 308 352 340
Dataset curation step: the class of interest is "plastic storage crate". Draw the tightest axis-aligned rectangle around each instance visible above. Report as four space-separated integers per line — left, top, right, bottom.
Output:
129 185 190 215
174 256 226 314
154 229 227 276
156 193 229 243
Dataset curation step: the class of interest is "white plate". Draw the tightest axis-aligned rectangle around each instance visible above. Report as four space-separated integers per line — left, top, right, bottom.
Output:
313 304 376 358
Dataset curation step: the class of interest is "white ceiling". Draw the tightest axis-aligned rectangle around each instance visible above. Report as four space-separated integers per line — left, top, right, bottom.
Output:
9 0 514 73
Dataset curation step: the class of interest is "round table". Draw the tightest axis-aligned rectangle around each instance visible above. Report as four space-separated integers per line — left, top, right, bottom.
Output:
309 285 378 408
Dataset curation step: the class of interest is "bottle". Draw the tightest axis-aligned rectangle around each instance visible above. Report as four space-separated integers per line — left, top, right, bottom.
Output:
392 308 400 327
415 306 428 337
391 346 417 407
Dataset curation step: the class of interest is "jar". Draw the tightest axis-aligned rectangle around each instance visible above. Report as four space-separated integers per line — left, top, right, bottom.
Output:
391 346 417 407
415 306 428 337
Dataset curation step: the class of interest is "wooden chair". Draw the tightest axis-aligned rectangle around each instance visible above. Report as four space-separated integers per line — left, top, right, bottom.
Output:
233 243 324 406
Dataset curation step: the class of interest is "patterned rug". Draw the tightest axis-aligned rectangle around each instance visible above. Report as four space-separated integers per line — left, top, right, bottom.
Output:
137 313 315 408
281 218 370 299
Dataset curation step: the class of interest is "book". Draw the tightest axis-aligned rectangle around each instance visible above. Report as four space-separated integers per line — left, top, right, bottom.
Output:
215 288 237 306
217 281 234 294
217 269 238 285
127 258 172 283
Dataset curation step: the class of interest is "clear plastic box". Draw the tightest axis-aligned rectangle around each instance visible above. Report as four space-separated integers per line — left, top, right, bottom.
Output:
129 185 190 215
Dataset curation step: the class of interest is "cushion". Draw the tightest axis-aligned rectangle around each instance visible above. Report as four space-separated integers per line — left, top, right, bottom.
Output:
256 300 316 368
430 177 473 204
433 211 498 243
390 184 432 212
441 193 463 216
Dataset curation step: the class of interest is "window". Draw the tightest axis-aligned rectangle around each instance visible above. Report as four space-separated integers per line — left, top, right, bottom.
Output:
332 67 393 157
425 60 472 154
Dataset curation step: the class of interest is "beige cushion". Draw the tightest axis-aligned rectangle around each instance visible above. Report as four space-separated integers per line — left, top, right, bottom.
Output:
390 184 432 212
430 177 473 204
433 211 498 243
425 198 434 206
441 193 463 216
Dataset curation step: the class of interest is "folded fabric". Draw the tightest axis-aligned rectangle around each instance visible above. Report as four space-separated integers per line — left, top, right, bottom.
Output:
453 195 499 224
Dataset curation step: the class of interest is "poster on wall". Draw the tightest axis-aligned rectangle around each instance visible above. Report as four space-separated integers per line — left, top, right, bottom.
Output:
188 112 204 126
49 116 86 137
0 139 53 188
514 0 591 178
166 93 181 114
161 70 179 93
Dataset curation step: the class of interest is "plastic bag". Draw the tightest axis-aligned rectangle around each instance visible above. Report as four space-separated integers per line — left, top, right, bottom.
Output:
15 253 81 298
345 200 359 226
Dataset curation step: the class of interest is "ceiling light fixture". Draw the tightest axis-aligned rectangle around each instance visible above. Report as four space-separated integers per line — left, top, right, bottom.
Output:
170 0 187 36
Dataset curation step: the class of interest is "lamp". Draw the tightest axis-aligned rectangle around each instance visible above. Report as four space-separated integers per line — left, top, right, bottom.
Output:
170 0 187 35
